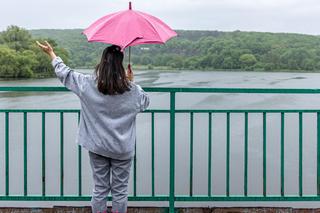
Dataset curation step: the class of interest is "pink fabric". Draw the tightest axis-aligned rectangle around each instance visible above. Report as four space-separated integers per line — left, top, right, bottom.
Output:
82 7 177 51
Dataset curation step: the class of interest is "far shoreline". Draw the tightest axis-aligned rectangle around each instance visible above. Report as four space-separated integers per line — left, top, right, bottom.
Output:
1 68 320 81
76 66 320 74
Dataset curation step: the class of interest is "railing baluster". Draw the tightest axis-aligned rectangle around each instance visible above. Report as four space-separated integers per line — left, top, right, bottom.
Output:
263 112 266 197
244 112 248 197
60 112 64 196
133 139 137 197
23 112 28 196
5 112 9 196
169 92 176 213
77 111 82 196
281 112 285 196
151 112 155 197
226 112 230 197
317 112 320 196
208 112 212 197
299 112 303 197
189 112 194 196
42 112 46 196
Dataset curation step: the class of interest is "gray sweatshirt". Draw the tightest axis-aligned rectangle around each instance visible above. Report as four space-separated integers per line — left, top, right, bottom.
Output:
52 56 150 160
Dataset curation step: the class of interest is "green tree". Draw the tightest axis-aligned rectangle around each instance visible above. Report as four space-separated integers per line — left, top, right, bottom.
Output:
239 54 257 69
222 57 234 69
168 55 184 68
0 25 32 51
0 25 69 78
141 55 153 65
0 46 36 78
0 46 18 77
15 50 36 77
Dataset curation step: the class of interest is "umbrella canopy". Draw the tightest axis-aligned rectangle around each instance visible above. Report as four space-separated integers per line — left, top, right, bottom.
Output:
82 2 177 51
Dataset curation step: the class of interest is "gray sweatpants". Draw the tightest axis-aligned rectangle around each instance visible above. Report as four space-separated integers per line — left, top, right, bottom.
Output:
89 150 133 213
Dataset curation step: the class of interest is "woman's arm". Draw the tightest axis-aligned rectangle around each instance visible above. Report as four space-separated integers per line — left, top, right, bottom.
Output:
36 41 88 97
136 84 150 112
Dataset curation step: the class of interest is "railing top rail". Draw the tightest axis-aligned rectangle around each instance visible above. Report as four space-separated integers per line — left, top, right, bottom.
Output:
1 86 320 93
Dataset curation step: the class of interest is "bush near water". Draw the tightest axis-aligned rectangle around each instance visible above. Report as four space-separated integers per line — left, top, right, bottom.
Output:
0 25 69 78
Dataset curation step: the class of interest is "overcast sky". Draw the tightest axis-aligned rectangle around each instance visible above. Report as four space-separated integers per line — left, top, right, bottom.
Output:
1 0 320 35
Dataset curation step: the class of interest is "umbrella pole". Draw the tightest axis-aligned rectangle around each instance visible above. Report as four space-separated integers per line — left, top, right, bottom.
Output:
128 46 131 65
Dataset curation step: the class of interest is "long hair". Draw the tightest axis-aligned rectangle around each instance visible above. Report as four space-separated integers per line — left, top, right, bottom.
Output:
94 45 131 95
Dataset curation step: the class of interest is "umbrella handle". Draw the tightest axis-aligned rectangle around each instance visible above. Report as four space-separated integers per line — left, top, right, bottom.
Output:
127 59 133 81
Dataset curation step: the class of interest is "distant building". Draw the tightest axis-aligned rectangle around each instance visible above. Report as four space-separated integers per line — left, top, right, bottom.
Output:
140 47 150 51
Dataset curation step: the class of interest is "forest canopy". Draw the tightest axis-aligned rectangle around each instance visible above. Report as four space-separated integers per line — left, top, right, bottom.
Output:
30 28 320 72
1 25 320 79
0 25 69 78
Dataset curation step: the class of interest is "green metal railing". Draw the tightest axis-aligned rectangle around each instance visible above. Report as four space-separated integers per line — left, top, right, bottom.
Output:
1 86 320 212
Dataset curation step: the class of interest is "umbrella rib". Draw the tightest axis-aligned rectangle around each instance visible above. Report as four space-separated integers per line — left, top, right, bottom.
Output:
137 11 177 42
135 12 165 42
86 11 125 40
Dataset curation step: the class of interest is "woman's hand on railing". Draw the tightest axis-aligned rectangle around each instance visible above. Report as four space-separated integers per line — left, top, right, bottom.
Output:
36 41 57 60
127 64 134 82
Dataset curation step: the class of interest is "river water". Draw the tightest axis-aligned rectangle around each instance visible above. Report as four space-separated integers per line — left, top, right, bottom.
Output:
1 69 320 208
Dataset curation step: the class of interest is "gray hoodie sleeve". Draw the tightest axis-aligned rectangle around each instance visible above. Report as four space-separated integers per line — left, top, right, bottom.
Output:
51 56 88 97
136 84 150 112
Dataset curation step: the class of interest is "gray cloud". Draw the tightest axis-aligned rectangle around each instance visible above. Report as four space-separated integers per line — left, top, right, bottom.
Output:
1 0 320 35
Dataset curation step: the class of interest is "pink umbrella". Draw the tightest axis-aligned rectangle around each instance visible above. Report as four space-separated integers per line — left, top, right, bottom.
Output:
82 2 177 64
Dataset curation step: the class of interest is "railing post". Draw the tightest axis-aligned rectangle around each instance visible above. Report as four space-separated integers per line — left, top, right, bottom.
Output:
281 112 285 196
244 112 248 197
299 112 303 197
77 111 82 196
42 112 46 196
226 112 230 197
60 112 64 196
169 92 176 213
208 112 212 197
5 112 9 196
189 112 194 197
151 112 155 197
263 112 266 197
23 112 28 196
317 112 320 196
133 139 137 197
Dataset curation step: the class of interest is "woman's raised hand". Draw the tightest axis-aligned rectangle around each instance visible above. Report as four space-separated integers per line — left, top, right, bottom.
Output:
36 41 57 60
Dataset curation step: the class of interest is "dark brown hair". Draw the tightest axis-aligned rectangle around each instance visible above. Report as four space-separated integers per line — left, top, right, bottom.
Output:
94 45 131 95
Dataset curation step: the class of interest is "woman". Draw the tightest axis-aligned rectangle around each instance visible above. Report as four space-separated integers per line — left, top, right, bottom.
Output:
37 41 150 213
